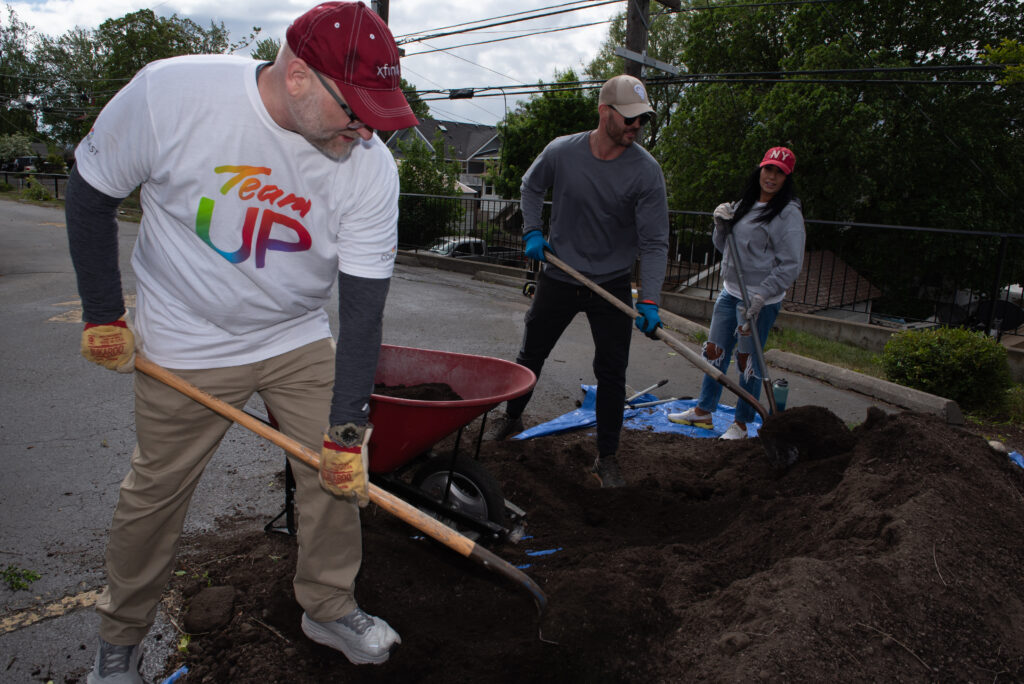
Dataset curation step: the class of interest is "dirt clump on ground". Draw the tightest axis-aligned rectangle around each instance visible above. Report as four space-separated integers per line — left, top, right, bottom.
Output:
160 406 1024 683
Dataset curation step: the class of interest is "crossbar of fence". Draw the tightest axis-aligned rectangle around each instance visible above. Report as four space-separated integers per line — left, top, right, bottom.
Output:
400 193 1024 338
6 178 1019 337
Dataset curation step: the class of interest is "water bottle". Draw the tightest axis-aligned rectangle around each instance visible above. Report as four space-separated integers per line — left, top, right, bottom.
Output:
772 379 789 412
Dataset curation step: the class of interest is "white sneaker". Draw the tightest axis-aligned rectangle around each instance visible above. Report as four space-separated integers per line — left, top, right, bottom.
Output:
667 407 714 430
301 608 401 665
719 423 748 440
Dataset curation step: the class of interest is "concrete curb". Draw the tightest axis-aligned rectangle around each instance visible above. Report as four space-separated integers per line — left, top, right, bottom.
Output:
765 349 964 425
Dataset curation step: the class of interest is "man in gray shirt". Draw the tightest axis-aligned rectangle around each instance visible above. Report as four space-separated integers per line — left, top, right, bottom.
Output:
485 74 669 487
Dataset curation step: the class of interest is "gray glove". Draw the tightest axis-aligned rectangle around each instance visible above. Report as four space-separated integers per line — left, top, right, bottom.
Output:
713 202 735 236
743 293 765 321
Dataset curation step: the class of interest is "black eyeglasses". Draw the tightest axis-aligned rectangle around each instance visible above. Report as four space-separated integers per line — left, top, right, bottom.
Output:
311 69 369 131
610 105 652 126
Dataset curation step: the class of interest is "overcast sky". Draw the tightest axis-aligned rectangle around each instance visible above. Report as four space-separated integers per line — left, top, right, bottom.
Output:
8 0 625 126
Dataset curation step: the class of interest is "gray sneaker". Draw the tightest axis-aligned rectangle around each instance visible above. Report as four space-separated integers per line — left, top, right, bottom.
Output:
482 412 524 441
301 608 401 665
87 639 143 684
591 454 626 488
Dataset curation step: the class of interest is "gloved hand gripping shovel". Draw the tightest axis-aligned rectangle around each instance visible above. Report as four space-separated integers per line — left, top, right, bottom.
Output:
542 252 769 423
134 356 548 619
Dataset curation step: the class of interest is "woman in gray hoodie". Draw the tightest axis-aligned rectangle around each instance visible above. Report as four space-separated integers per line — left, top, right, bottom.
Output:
668 147 805 439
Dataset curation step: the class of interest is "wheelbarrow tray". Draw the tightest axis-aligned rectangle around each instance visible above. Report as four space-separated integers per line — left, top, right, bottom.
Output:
369 345 536 474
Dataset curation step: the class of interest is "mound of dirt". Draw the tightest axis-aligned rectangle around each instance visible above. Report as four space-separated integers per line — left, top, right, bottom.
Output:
160 407 1024 683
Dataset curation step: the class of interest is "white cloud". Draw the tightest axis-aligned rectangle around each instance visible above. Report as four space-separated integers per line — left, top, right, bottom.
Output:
8 0 625 126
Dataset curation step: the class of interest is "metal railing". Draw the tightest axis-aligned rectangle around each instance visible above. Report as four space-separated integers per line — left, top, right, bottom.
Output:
399 194 1024 337
8 178 1018 337
1 171 68 199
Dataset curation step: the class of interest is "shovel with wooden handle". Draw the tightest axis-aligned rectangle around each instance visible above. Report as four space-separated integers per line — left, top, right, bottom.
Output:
543 252 769 423
134 355 548 617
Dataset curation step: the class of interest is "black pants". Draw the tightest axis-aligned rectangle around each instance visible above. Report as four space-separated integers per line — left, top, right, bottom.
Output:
507 270 633 456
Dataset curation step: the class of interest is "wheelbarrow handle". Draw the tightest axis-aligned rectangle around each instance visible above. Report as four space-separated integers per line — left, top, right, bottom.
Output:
543 252 769 423
134 355 548 616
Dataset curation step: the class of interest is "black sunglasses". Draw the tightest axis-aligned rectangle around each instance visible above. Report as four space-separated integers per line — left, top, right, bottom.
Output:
610 105 653 126
311 69 370 131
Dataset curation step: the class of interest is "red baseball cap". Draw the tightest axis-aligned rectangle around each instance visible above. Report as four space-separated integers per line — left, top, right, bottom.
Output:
287 2 418 131
759 146 796 175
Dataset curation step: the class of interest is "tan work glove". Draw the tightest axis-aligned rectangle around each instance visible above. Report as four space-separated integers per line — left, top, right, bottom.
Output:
320 423 373 507
81 314 135 372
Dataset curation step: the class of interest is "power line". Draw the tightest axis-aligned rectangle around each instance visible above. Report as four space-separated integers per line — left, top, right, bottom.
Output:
396 0 623 46
404 19 613 57
395 0 617 41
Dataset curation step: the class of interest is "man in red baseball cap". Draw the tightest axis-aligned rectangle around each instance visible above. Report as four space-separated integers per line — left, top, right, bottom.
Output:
68 3 413 681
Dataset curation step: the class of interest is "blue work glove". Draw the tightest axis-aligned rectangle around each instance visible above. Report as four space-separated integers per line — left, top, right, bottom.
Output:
634 300 663 338
523 229 552 262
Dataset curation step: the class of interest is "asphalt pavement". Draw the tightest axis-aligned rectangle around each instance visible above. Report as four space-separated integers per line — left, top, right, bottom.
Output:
0 199 903 682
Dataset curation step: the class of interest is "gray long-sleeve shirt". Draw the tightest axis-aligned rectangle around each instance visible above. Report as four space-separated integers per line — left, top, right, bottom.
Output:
713 199 806 303
520 131 669 304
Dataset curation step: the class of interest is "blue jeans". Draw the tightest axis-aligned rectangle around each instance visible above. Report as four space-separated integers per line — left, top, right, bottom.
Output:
696 290 780 425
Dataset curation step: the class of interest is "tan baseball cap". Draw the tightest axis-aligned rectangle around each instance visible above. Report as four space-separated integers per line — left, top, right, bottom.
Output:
598 75 655 119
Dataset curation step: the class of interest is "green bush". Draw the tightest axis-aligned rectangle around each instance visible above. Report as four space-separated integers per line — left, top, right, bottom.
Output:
882 327 1011 410
19 175 52 201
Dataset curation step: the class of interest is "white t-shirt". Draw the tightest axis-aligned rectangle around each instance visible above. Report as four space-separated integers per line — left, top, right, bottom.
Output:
75 55 399 368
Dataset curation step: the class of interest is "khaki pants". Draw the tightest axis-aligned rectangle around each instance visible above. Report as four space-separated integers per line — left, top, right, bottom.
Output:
97 339 362 644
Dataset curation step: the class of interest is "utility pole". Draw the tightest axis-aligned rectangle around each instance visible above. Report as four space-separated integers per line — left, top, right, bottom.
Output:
624 0 680 79
372 0 389 24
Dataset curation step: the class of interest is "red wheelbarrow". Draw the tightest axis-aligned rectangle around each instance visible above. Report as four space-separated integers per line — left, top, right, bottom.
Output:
257 345 536 544
366 345 537 543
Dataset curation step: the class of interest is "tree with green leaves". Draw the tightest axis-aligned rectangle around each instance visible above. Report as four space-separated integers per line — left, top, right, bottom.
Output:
0 6 39 137
250 37 280 62
400 77 430 122
485 69 597 199
0 132 31 164
984 38 1024 84
395 130 464 248
657 0 1024 317
33 27 106 146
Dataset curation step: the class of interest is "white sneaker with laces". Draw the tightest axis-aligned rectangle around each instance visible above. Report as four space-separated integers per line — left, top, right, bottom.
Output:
667 407 714 430
301 607 401 665
719 423 748 440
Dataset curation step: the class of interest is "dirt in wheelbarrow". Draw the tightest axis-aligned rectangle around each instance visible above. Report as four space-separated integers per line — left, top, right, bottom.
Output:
159 406 1024 683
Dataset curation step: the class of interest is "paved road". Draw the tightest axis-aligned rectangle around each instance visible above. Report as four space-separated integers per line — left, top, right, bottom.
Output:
0 199 891 682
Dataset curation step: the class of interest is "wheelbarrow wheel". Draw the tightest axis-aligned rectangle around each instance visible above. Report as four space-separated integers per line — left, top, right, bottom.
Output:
412 454 507 542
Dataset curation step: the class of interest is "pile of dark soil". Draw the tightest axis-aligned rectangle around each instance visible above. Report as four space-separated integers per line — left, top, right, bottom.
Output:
161 407 1024 683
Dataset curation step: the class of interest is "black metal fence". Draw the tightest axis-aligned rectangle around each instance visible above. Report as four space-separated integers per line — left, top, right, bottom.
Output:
400 194 1024 338
8 176 1019 337
1 171 68 199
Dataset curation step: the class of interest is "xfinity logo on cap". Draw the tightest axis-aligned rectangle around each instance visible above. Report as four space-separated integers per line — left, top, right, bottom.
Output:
377 64 400 78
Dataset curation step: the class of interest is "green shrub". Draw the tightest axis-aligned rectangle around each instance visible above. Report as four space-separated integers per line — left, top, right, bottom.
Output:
19 175 52 201
882 327 1011 410
0 181 13 192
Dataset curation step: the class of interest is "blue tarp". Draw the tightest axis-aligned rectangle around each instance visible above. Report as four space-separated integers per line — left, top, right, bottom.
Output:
1010 451 1024 470
513 384 762 440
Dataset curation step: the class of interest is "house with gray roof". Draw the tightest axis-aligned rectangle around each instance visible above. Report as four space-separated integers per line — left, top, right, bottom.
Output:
384 118 500 199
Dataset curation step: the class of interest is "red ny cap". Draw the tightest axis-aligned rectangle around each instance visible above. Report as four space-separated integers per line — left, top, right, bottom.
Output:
759 146 796 175
287 2 418 131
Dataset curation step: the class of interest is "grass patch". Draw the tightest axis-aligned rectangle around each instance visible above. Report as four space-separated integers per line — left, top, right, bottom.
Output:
766 327 885 378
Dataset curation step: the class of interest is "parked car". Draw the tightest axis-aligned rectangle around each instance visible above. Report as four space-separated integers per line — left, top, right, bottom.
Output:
427 236 526 267
2 156 39 172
